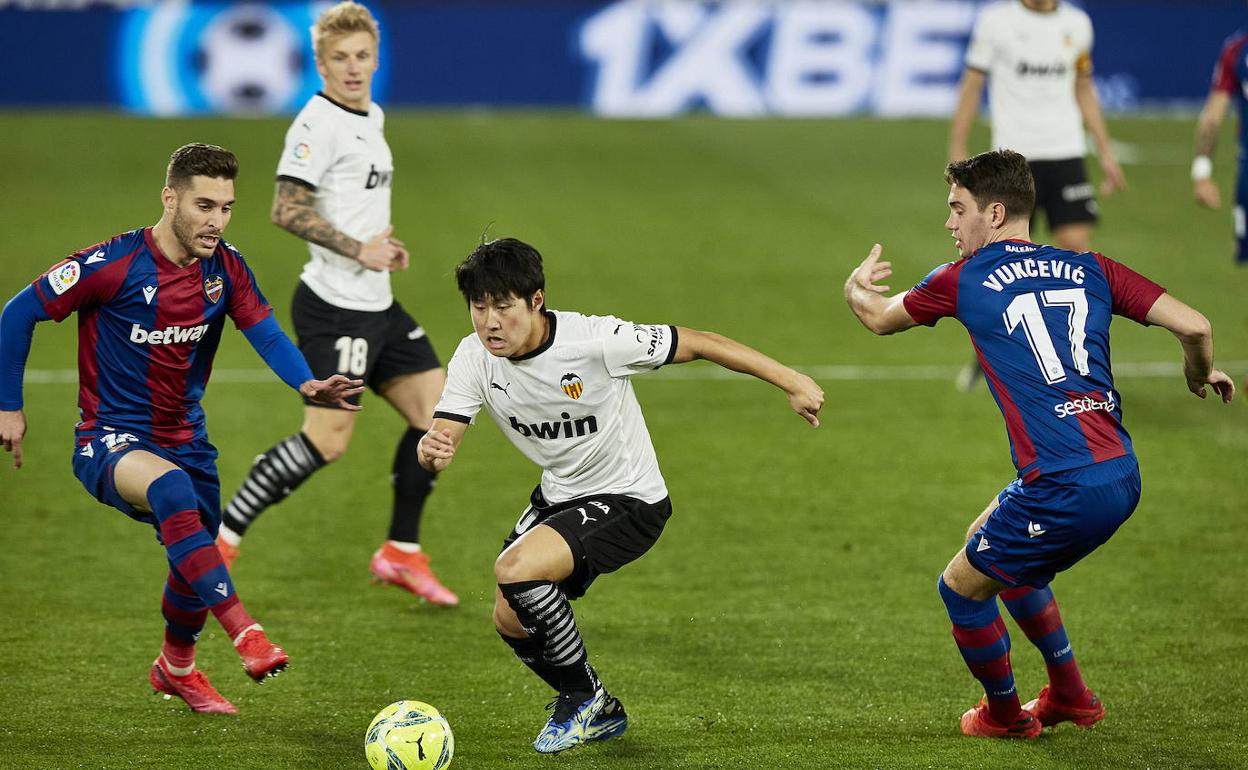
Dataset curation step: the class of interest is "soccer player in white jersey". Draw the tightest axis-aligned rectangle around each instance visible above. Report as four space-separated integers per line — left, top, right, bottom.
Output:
416 238 824 754
949 0 1126 390
216 1 458 605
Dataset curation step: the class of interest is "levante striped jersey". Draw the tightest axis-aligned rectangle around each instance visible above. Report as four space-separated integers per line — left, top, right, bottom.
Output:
30 227 273 446
903 240 1165 481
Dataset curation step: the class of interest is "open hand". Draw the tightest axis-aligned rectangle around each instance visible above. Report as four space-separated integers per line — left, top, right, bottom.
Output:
1187 369 1235 403
845 243 893 299
300 375 365 410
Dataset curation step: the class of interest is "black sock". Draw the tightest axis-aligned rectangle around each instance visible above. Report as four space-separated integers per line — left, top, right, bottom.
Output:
499 580 598 694
498 631 562 693
223 433 325 537
389 427 437 543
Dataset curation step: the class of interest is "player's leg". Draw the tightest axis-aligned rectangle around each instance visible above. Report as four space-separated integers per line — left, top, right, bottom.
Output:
1046 157 1099 254
372 362 457 605
1002 584 1103 727
495 524 607 753
218 413 339 558
114 450 287 682
218 283 367 564
939 493 1040 739
1010 458 1141 728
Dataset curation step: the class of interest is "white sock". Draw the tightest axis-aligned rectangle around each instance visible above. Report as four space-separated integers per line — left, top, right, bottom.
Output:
218 527 242 547
160 655 195 678
231 623 263 647
387 540 422 553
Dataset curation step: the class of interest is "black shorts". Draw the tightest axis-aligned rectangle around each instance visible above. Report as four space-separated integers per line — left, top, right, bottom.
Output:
1029 158 1098 230
501 487 673 600
291 281 440 407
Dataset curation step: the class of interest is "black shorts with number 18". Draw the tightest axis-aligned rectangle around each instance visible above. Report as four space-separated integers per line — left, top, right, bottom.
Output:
290 281 440 407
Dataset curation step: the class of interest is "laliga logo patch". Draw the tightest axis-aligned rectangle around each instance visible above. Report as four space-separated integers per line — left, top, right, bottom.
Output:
560 373 584 400
292 142 311 160
204 275 224 304
47 260 81 296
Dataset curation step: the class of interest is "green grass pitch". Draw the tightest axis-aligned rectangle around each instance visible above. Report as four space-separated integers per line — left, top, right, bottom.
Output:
0 113 1245 769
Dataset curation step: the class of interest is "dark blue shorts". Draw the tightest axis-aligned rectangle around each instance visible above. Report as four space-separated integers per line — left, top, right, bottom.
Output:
71 428 222 538
965 455 1141 588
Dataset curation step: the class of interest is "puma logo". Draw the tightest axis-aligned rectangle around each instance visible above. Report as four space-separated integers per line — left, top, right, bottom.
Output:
490 381 511 398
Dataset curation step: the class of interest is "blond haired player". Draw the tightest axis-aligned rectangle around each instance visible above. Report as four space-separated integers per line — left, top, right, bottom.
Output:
217 2 457 605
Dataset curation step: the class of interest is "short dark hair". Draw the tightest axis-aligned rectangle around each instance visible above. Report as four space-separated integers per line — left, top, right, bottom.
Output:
166 143 239 190
455 238 546 308
944 149 1035 223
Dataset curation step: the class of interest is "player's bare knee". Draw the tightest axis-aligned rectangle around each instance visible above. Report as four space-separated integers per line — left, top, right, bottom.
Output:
494 547 534 584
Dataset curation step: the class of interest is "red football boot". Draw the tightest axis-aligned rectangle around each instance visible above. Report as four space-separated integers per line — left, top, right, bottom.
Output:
1023 685 1105 728
215 534 240 572
369 544 459 606
234 626 289 683
959 699 1042 739
150 657 237 714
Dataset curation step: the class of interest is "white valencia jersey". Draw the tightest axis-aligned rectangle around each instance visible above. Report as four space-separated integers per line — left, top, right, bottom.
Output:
965 1 1093 161
434 310 678 505
276 92 394 311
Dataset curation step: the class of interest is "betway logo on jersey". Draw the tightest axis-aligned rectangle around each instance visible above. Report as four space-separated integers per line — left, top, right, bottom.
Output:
1054 391 1117 419
509 412 599 439
129 322 209 345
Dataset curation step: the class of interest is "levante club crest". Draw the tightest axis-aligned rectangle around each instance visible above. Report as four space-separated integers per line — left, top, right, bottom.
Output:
204 275 224 304
560 373 584 400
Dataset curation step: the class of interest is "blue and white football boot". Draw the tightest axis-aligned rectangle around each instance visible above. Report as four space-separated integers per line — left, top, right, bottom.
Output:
533 688 608 754
584 694 628 743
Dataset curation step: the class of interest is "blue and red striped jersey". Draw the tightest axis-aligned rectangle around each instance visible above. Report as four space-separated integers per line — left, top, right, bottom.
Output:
1211 31 1248 149
31 227 272 446
903 240 1165 481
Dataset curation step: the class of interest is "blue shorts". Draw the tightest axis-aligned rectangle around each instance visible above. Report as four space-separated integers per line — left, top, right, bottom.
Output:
965 455 1141 588
71 428 222 538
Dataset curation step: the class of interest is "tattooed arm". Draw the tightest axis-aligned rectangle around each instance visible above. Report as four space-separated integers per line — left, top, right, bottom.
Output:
270 179 402 271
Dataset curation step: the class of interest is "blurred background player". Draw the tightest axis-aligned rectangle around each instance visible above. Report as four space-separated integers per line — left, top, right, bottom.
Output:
1191 26 1248 265
845 149 1233 739
0 143 362 713
416 238 824 754
215 2 458 605
948 0 1126 390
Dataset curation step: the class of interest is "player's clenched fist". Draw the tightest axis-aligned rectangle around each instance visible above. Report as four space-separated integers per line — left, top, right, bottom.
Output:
785 373 825 428
418 428 457 472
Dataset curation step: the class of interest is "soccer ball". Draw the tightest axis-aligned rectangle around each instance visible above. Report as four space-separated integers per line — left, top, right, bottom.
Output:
365 700 454 770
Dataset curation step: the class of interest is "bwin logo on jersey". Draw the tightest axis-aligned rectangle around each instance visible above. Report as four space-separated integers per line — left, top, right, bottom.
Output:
365 164 393 190
509 412 599 439
130 322 210 345
560 373 584 400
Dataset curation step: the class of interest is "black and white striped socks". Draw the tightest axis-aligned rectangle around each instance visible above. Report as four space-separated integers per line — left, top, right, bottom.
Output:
221 433 325 540
499 580 598 694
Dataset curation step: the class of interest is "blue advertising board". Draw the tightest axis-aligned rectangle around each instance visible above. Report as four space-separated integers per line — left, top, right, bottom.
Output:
0 1 1242 115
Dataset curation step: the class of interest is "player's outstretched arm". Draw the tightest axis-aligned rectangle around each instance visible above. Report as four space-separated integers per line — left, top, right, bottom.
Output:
844 244 919 336
1145 293 1235 403
270 180 404 272
670 328 824 427
1193 90 1230 209
417 418 469 472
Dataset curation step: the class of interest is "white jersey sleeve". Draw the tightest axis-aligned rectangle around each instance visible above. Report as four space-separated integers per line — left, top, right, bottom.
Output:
433 336 486 423
598 317 679 377
964 7 998 72
276 112 336 188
